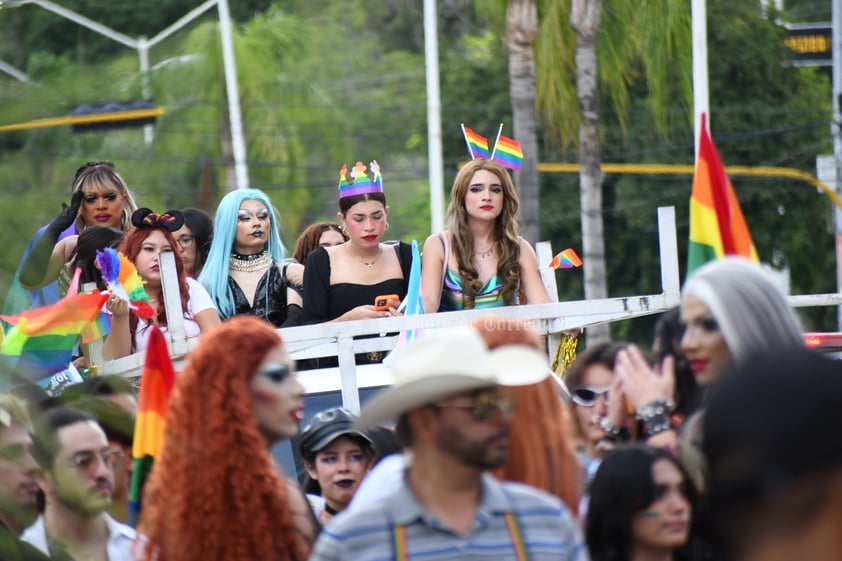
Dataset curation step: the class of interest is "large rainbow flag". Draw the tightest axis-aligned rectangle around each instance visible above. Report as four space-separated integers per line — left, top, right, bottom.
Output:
687 113 758 275
127 326 175 527
0 291 108 379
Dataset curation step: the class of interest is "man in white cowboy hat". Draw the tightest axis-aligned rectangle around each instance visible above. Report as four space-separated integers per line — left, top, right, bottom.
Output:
307 327 589 561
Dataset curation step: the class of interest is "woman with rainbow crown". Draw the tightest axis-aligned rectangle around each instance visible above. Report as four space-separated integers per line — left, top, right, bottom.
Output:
199 188 305 328
302 161 411 357
421 155 551 312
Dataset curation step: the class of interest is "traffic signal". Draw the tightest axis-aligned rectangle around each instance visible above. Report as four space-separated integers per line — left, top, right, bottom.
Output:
70 99 163 132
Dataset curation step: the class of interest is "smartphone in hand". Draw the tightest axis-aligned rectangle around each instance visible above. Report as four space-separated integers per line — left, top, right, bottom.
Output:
374 294 400 311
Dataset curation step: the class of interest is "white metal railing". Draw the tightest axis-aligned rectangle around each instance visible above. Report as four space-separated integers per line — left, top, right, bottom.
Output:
93 206 842 411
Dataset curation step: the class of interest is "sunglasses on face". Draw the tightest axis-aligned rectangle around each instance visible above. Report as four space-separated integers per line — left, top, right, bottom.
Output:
433 389 515 421
571 386 610 407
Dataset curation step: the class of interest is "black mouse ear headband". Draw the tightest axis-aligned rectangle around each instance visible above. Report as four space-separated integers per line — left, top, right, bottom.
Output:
131 208 185 232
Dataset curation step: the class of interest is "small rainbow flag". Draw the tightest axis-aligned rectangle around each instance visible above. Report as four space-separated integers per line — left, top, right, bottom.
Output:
492 134 524 171
0 291 108 378
96 248 155 319
128 326 175 527
549 248 583 269
461 124 490 160
81 311 111 344
687 113 758 274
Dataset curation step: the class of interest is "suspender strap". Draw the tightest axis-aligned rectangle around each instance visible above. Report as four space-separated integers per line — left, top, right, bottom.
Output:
503 511 529 561
393 524 408 561
391 512 529 561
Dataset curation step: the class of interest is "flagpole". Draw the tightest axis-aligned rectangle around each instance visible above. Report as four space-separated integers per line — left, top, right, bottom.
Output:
460 123 475 160
692 0 710 155
490 123 503 160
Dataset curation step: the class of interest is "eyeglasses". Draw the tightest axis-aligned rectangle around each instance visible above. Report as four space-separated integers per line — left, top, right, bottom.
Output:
176 235 195 248
571 386 610 407
433 389 515 421
63 448 124 472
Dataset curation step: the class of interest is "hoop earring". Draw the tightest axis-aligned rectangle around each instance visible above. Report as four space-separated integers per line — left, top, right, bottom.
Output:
341 225 349 237
121 208 130 231
384 222 390 232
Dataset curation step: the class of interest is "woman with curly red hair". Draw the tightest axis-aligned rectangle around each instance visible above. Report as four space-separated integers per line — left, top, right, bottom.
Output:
138 316 318 561
473 317 582 514
102 208 220 359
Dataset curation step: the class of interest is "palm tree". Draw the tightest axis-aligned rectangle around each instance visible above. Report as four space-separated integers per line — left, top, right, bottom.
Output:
497 0 692 343
150 8 344 194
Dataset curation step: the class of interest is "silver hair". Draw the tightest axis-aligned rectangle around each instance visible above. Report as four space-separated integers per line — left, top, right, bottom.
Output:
681 257 803 364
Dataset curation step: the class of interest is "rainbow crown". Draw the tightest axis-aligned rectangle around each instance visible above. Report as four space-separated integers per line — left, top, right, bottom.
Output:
338 160 384 199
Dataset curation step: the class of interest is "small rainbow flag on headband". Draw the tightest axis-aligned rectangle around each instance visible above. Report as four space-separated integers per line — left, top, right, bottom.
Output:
461 124 490 160
96 248 155 319
549 248 583 269
128 326 175 527
0 291 109 378
338 160 384 199
492 134 524 171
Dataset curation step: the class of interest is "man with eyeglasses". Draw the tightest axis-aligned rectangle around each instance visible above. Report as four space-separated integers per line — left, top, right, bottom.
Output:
308 327 589 561
21 407 135 561
0 394 49 561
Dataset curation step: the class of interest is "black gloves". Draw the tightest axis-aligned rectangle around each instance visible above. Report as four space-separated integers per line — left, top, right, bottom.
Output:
20 190 84 288
45 190 84 238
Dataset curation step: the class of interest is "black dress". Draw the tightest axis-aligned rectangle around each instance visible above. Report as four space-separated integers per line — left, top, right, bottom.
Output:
302 242 412 365
229 263 303 328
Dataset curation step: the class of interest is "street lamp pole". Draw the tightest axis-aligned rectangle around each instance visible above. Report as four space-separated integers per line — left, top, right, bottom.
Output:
0 0 249 189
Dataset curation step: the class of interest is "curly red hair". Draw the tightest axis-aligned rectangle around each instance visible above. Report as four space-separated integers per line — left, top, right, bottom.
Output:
138 317 310 561
472 317 582 513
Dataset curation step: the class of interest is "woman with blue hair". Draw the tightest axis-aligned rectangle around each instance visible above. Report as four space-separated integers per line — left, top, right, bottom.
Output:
199 188 304 327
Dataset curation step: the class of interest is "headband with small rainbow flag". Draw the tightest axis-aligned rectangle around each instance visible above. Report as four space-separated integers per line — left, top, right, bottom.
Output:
338 160 384 199
461 123 524 171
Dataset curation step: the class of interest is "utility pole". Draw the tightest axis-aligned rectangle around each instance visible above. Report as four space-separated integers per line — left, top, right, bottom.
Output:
833 0 842 328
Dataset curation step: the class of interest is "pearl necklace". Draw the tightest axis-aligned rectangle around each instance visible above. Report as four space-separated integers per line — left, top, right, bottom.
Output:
230 250 272 272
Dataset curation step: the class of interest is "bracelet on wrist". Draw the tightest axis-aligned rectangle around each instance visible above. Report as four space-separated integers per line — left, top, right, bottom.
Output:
635 399 674 422
641 414 674 438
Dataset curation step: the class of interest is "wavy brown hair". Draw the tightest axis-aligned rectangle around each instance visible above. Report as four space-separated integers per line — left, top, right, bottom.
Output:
293 221 347 264
138 317 310 561
446 160 521 308
473 317 581 513
119 226 189 353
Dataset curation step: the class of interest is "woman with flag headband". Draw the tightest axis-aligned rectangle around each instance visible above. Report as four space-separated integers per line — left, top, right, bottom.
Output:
303 161 412 361
136 316 318 561
421 126 550 312
102 208 220 359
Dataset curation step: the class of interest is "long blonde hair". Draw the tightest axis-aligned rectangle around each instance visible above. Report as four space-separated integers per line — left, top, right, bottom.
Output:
445 159 520 308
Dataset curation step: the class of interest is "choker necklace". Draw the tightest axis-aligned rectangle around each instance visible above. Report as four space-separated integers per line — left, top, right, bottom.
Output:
354 246 382 269
473 246 495 259
324 503 340 516
230 250 272 272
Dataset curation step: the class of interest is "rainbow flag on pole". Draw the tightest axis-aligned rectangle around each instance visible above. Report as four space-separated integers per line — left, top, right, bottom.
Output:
461 124 490 160
0 291 108 379
492 134 524 171
687 113 758 275
549 248 583 269
127 326 175 527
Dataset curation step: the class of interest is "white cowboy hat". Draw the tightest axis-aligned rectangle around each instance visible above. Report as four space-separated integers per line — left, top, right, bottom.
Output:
356 327 550 429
